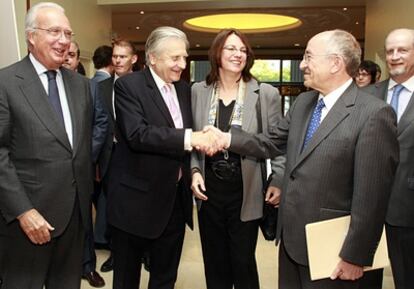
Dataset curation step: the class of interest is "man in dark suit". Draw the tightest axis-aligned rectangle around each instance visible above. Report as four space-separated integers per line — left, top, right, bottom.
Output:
95 39 138 273
106 26 217 289
0 3 93 289
209 29 399 289
62 40 108 287
364 28 414 289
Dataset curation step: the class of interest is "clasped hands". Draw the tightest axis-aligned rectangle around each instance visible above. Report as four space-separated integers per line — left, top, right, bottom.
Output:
191 125 230 156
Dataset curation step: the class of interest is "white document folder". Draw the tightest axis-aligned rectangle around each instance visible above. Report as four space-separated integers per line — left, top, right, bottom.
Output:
305 215 389 281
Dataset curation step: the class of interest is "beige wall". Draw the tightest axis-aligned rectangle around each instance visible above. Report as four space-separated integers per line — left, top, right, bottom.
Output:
365 0 414 80
16 0 112 77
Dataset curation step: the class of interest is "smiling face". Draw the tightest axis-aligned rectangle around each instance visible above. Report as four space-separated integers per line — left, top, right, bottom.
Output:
149 37 188 83
219 33 247 77
299 33 335 92
28 7 72 70
385 29 414 83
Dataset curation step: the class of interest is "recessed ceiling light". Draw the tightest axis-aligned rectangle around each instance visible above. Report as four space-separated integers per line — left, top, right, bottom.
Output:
140 11 144 14
355 21 359 25
135 26 140 30
294 43 300 47
343 7 348 11
184 13 301 33
195 44 200 48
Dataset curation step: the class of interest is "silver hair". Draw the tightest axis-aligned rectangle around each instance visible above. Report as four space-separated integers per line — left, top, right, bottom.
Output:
324 29 362 77
145 26 189 66
25 2 65 44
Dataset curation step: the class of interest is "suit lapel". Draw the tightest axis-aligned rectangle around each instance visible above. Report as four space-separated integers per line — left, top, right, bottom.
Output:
397 90 414 136
174 81 191 128
200 83 214 129
103 77 115 121
17 57 72 152
144 68 175 127
293 84 355 170
242 80 259 131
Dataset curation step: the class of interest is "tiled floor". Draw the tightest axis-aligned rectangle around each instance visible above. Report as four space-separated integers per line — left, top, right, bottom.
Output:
83 211 395 289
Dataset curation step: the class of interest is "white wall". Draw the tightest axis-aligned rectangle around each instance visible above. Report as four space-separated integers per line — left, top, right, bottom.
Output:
14 0 112 77
0 0 21 68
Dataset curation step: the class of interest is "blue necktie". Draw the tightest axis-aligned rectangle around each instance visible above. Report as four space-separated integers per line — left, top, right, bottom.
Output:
390 84 404 116
303 98 325 149
46 70 64 125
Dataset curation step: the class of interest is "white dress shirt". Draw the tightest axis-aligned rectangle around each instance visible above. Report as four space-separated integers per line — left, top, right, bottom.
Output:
29 53 73 147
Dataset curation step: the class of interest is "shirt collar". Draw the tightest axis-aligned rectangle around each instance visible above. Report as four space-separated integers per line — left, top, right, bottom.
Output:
319 78 353 110
149 67 169 92
29 53 61 77
388 75 414 93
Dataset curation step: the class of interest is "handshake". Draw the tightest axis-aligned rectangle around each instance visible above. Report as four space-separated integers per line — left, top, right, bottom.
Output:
191 125 231 156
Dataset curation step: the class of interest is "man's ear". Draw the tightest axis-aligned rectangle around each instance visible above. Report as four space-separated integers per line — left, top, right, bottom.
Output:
131 54 138 65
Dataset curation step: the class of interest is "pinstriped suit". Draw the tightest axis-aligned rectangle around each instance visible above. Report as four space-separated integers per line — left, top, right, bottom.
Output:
229 82 399 288
364 79 414 288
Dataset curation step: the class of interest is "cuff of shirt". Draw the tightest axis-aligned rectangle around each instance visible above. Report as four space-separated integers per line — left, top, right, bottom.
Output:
184 128 193 151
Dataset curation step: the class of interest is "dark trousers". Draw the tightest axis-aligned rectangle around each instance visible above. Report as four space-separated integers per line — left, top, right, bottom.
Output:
198 171 260 289
386 223 414 289
82 180 106 275
111 193 185 289
279 239 382 289
0 201 84 289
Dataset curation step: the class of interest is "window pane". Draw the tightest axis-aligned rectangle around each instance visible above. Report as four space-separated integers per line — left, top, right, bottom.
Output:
251 59 280 82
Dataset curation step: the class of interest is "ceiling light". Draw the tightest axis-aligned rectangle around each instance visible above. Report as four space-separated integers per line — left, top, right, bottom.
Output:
140 11 144 15
184 13 301 33
294 43 300 47
195 44 200 48
355 21 359 25
135 26 140 30
343 7 348 11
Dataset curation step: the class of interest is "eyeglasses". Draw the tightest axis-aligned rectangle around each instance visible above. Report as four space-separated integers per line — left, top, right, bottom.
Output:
34 27 75 40
223 45 248 55
356 71 370 77
302 53 339 63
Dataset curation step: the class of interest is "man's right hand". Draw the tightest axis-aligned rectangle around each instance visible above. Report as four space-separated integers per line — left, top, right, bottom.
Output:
17 209 55 245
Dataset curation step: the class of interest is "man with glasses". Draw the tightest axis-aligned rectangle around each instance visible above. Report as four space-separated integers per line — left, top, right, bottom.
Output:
210 29 398 289
0 3 93 289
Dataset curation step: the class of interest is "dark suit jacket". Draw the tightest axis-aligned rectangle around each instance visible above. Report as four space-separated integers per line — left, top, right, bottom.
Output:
107 68 193 239
0 56 93 237
96 76 115 180
364 80 414 228
90 72 109 163
229 82 399 266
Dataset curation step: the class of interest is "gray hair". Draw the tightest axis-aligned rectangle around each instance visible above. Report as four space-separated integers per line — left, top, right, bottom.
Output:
145 26 189 66
324 29 361 77
25 2 65 44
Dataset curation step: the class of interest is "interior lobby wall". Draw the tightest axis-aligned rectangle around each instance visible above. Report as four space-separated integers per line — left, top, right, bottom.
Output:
15 0 112 77
365 0 414 80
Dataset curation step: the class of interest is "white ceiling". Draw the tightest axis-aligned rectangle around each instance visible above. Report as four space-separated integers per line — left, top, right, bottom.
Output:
98 0 366 56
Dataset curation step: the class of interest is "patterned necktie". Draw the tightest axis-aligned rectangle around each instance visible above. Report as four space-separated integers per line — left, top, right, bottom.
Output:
45 70 64 124
390 84 404 116
303 98 325 149
162 84 183 128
